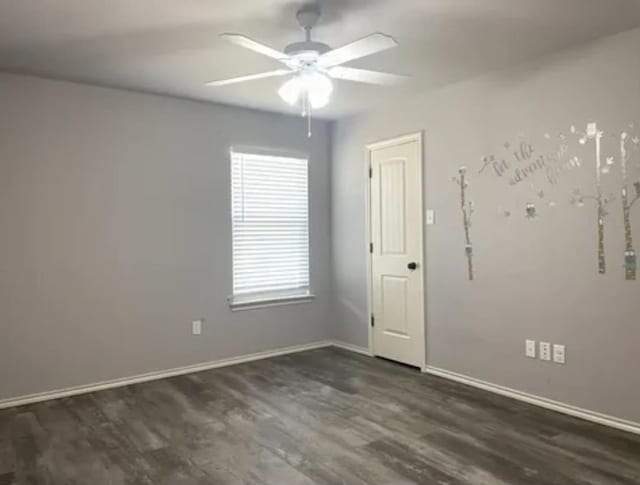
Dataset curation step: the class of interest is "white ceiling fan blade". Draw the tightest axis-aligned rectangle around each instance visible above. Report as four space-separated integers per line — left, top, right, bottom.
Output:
206 69 290 86
328 66 409 85
220 33 289 62
318 33 398 68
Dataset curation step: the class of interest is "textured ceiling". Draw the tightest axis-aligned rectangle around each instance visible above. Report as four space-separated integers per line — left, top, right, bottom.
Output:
1 0 640 118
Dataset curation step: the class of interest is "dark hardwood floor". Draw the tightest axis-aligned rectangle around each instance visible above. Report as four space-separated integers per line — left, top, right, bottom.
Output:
1 347 639 484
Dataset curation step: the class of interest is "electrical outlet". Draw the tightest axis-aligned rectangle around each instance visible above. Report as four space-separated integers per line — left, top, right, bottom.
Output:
553 344 566 364
525 340 536 358
539 341 551 361
192 320 202 335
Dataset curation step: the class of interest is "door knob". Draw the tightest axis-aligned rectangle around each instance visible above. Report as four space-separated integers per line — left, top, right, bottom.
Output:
407 262 418 270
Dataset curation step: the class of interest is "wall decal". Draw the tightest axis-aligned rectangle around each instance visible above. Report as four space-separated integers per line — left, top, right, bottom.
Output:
571 123 609 274
480 136 577 188
570 123 640 279
619 131 640 280
466 121 640 279
525 203 537 219
452 167 474 280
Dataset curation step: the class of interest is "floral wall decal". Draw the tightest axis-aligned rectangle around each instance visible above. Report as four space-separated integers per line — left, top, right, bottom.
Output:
619 131 640 280
452 167 474 280
571 122 609 274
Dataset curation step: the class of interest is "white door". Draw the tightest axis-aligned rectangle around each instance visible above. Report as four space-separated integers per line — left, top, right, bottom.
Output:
369 133 425 368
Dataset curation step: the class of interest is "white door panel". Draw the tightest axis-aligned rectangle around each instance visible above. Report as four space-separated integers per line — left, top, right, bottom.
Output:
369 134 425 368
381 275 408 336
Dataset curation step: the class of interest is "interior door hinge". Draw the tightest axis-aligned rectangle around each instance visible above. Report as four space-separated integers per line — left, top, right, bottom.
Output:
369 242 373 253
371 315 375 327
369 166 372 178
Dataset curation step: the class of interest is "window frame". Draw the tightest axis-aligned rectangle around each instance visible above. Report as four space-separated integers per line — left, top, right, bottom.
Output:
228 147 314 311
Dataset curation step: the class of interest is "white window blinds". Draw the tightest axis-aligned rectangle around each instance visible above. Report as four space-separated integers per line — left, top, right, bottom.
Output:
231 150 310 304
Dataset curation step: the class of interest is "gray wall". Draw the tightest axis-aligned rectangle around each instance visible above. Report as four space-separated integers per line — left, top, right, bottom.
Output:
331 27 640 423
0 73 332 400
2 26 640 425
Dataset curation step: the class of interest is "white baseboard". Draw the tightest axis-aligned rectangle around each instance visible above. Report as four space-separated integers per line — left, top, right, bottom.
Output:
0 340 334 410
331 340 372 356
0 340 374 410
425 366 640 436
18 340 635 436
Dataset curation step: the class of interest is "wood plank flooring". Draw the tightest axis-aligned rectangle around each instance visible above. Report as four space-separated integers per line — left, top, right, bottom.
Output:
1 347 639 484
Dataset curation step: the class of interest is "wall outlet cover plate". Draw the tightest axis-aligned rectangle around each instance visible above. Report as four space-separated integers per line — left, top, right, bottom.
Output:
553 344 566 364
539 341 551 361
525 339 536 358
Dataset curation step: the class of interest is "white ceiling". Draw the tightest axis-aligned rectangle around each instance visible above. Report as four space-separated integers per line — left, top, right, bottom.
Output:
1 0 640 119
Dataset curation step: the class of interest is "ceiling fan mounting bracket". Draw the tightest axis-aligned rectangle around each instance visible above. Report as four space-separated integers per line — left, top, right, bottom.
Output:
296 5 322 31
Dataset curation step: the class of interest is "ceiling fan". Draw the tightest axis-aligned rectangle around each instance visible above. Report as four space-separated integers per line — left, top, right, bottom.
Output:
206 5 409 135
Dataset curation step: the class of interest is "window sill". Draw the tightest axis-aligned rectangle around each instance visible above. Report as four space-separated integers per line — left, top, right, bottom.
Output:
228 293 316 311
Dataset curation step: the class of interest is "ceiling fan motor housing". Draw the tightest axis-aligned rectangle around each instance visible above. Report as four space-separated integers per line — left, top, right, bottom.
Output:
284 41 331 59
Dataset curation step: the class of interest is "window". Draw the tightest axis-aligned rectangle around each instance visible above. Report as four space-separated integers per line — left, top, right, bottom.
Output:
230 150 311 308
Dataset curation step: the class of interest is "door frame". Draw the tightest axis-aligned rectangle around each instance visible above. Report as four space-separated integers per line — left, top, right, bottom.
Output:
365 131 427 370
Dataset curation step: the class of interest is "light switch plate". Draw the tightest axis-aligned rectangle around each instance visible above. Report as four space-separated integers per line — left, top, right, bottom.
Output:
192 320 202 335
525 340 536 358
539 342 551 361
426 209 435 225
553 344 566 364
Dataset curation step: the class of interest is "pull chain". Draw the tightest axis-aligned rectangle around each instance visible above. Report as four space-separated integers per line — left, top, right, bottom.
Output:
299 93 313 138
307 99 312 138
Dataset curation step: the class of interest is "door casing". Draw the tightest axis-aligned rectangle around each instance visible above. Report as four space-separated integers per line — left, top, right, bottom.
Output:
365 131 426 370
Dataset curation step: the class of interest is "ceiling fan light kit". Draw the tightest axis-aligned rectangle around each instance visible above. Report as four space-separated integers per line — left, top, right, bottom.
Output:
207 5 409 136
278 71 333 109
